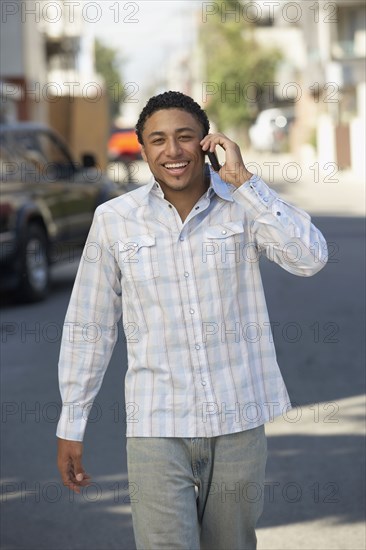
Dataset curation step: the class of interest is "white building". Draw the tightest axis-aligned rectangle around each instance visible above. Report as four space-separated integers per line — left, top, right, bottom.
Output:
0 0 99 122
0 1 108 166
300 0 366 177
0 0 48 122
244 0 365 177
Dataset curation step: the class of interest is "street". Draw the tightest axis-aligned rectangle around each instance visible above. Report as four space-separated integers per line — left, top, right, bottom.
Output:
1 168 365 549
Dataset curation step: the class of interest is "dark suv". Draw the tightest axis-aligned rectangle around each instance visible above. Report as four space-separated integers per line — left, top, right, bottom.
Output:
0 122 133 302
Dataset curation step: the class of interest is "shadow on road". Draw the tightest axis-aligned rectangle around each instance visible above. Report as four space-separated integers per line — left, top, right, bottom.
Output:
259 433 365 529
256 215 365 535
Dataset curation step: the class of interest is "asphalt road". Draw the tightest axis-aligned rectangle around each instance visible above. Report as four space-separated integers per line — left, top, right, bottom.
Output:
1 214 365 550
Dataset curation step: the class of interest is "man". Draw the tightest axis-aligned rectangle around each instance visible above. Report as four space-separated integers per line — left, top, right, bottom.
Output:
57 91 328 549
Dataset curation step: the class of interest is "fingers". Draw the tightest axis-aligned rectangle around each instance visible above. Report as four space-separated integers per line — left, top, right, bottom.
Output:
200 133 252 187
200 132 231 153
57 438 91 494
72 453 86 482
200 133 242 161
61 460 91 494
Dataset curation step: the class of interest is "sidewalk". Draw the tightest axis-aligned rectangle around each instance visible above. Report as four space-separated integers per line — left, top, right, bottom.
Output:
257 394 366 550
243 149 365 218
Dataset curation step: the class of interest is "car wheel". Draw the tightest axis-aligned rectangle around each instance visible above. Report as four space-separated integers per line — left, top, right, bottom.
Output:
18 225 50 302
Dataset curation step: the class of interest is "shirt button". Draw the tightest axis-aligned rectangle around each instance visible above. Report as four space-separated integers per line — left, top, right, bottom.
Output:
195 206 200 210
189 309 195 314
195 345 200 350
184 272 189 278
168 204 173 209
133 243 138 247
201 380 206 386
276 211 281 216
263 197 269 202
179 236 184 241
221 230 227 235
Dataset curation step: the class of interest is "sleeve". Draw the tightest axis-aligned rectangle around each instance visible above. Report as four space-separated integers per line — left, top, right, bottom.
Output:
233 174 328 276
56 206 122 441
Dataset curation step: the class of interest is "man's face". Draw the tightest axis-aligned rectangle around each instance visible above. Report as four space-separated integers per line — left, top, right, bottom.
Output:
140 108 206 193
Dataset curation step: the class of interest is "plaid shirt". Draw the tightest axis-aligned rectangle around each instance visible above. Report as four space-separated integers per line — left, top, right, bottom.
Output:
56 166 328 441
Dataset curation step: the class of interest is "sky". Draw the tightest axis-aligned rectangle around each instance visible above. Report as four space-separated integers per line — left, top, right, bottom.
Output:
85 1 201 118
82 0 284 122
86 0 281 84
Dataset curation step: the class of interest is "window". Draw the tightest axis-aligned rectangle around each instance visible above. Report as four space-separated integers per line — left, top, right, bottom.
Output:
335 5 366 58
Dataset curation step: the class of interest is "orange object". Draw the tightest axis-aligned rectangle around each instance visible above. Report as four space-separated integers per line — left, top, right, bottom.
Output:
108 129 141 158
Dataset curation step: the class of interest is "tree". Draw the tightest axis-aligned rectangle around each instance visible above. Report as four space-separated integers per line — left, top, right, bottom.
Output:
94 38 125 120
199 1 282 134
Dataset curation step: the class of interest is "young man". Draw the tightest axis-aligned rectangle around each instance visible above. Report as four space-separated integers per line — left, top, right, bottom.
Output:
57 91 328 549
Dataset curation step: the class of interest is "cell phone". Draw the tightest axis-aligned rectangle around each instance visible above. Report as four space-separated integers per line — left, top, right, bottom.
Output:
206 150 221 172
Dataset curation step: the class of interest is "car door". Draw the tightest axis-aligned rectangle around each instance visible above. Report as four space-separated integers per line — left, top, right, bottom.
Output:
10 129 68 242
35 130 99 245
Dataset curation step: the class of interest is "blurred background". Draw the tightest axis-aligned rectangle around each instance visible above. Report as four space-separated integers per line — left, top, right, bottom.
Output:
1 0 365 181
1 1 365 549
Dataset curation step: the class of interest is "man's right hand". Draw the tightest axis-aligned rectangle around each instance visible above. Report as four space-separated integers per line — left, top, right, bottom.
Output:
57 437 91 494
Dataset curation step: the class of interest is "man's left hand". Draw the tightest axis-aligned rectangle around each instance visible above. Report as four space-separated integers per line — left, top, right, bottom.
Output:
200 133 252 188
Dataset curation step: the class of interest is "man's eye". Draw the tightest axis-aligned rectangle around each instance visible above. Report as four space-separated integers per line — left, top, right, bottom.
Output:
179 135 192 141
152 138 164 144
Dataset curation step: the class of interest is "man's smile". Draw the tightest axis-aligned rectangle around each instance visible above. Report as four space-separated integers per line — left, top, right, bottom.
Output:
162 161 190 174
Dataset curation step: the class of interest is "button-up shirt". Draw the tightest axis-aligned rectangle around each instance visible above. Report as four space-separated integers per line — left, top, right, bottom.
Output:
56 166 328 441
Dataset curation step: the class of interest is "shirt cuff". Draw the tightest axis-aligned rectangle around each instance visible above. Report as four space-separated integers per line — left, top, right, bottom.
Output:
56 403 89 442
233 174 277 210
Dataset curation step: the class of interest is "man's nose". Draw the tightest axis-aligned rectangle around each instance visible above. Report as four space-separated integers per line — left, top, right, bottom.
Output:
165 138 182 157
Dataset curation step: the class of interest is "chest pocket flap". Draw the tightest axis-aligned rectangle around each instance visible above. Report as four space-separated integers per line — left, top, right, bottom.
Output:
117 234 159 280
205 220 244 239
118 234 156 252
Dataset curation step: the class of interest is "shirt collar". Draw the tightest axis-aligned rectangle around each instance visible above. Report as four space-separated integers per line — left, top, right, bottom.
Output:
205 164 234 202
140 163 235 202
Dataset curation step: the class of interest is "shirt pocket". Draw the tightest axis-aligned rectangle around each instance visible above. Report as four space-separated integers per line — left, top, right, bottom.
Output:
203 221 246 269
116 234 160 281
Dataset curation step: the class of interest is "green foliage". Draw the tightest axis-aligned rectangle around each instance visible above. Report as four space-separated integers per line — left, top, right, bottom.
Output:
94 38 125 119
200 0 282 131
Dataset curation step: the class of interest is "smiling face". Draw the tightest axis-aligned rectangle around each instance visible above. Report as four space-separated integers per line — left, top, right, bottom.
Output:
140 108 207 195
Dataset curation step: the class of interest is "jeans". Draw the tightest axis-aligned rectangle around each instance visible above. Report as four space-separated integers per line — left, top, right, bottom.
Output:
126 425 267 550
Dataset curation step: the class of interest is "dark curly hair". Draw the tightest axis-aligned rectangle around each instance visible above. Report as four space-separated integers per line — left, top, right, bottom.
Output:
135 91 210 145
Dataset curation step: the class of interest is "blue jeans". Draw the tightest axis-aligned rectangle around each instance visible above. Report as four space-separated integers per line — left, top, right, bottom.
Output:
126 425 267 550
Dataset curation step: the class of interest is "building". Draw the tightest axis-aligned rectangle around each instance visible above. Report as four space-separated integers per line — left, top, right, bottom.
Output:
192 0 365 177
0 0 48 122
299 0 365 177
0 0 110 167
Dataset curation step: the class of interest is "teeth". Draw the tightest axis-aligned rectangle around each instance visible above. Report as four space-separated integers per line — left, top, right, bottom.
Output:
164 162 188 169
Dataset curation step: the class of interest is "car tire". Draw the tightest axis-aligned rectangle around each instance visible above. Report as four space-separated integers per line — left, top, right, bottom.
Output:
18 224 50 302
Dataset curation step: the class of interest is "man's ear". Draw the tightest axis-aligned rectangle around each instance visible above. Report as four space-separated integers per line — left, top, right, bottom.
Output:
141 146 147 162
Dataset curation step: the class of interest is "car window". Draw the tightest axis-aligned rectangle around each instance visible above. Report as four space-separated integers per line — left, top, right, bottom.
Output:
14 131 46 161
37 132 72 165
0 135 29 182
0 137 15 181
12 131 74 180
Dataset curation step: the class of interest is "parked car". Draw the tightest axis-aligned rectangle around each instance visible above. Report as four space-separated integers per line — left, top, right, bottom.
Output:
248 107 295 153
0 122 133 302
